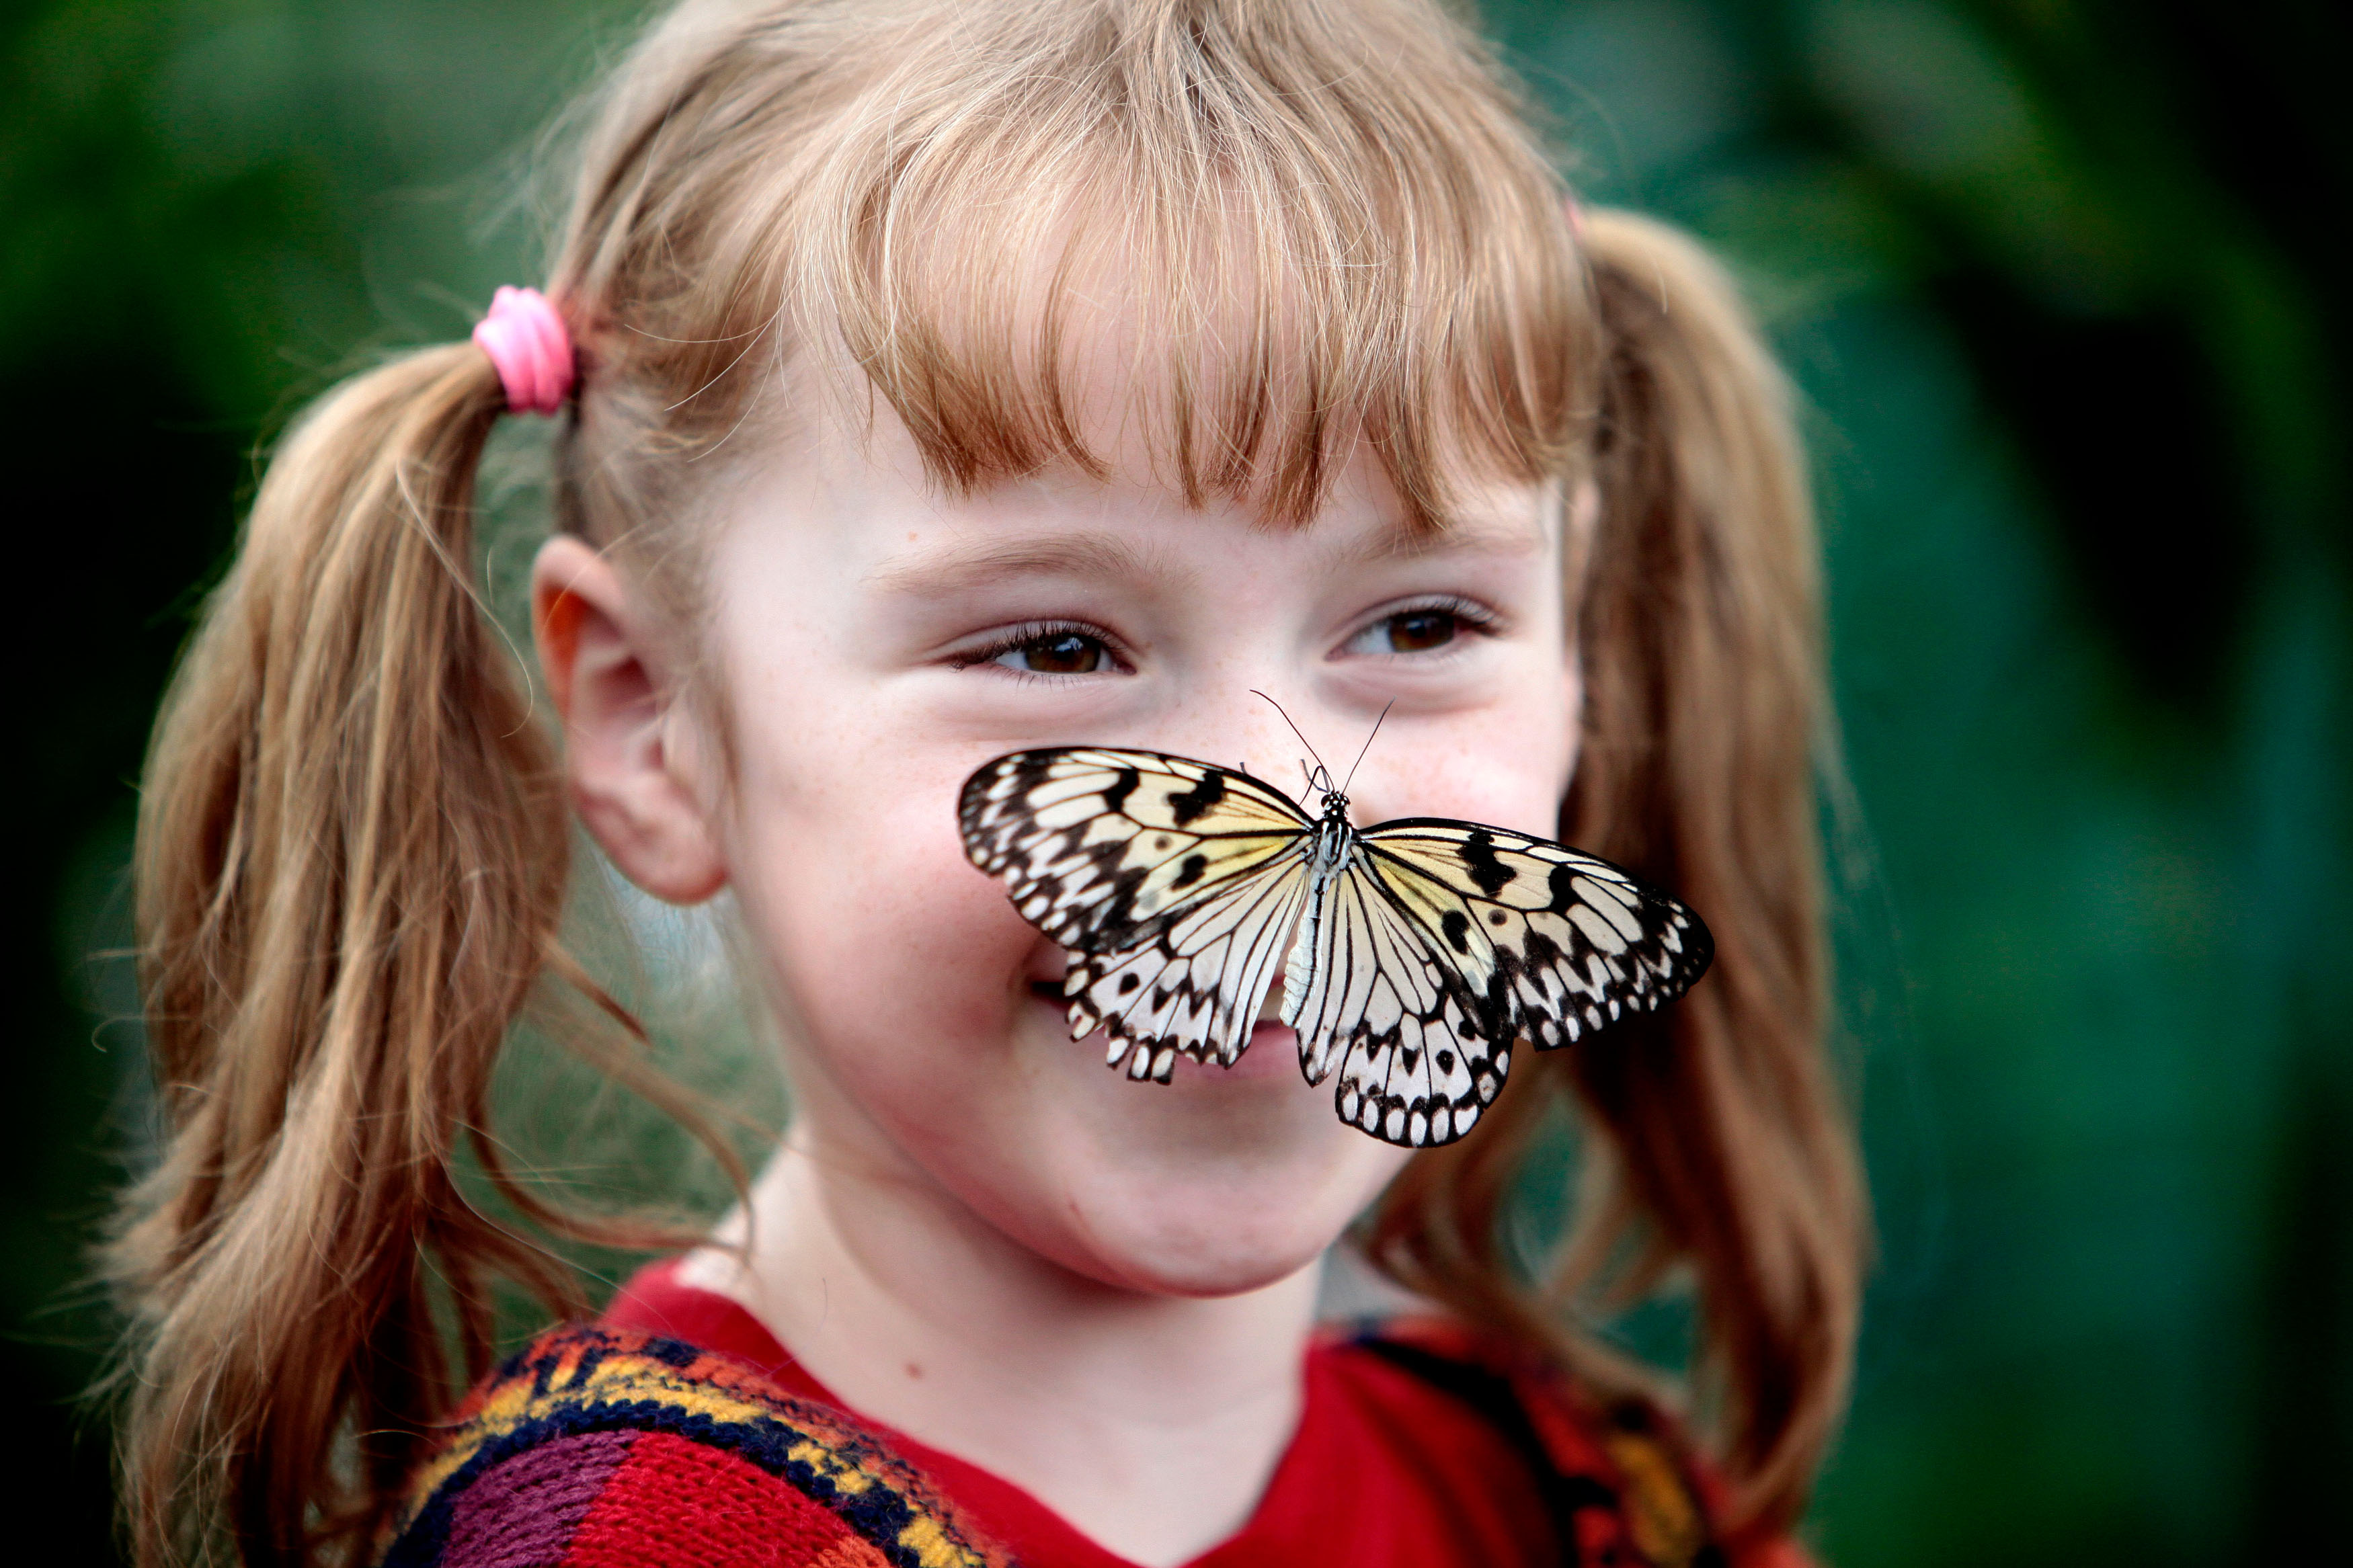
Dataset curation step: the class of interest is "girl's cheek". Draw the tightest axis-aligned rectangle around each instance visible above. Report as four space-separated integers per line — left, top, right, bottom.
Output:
1351 712 1577 833
735 773 1033 1053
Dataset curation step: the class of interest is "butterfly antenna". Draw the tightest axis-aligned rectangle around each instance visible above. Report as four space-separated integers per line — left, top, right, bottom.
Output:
1340 701 1394 796
1250 689 1328 778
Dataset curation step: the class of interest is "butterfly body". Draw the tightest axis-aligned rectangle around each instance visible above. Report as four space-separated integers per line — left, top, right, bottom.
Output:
1287 779 1355 958
959 747 1712 1147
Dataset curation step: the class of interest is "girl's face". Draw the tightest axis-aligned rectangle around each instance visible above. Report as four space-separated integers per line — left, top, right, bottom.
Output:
636 393 1579 1300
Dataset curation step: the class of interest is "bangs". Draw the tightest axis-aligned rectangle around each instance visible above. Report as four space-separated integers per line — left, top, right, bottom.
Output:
785 0 1592 531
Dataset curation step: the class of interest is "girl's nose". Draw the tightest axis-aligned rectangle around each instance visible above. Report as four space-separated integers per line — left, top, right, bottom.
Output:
1146 690 1283 781
1226 695 1336 794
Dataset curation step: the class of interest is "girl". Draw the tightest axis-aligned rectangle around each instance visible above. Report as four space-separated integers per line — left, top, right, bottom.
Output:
108 1 1865 1565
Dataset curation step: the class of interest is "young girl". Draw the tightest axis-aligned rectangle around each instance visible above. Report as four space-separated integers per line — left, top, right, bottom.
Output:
109 1 1865 1565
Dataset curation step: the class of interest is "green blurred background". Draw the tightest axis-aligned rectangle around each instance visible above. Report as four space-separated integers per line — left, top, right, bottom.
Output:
4 0 2346 1559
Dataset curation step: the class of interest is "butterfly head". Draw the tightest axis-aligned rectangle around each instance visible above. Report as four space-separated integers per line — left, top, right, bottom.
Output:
1304 763 1350 825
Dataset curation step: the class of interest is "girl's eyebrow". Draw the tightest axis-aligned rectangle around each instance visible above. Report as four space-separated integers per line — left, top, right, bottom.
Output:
867 533 1194 596
1326 515 1548 569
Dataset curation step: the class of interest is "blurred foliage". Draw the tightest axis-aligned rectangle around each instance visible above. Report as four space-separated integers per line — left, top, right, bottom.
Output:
3 1 2346 1563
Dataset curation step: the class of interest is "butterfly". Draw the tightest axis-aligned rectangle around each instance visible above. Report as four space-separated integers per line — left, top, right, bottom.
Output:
957 743 1713 1148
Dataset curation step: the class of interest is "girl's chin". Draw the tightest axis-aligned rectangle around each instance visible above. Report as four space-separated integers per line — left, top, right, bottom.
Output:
1055 1204 1337 1299
1150 1020 1304 1083
977 997 1405 1296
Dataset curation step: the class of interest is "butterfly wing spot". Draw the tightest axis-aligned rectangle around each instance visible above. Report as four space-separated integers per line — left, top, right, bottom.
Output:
1440 909 1472 954
1455 831 1519 897
1164 770 1226 826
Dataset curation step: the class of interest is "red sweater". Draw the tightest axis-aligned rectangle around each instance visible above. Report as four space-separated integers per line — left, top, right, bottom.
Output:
381 1262 1800 1568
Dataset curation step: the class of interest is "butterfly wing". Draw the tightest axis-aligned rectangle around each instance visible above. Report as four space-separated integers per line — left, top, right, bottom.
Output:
959 748 1312 1077
1280 854 1500 1148
1064 862 1310 1081
1356 821 1714 1053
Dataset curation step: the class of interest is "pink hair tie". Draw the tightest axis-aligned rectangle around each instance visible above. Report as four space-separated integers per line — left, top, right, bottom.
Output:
472 286 575 415
1564 193 1587 242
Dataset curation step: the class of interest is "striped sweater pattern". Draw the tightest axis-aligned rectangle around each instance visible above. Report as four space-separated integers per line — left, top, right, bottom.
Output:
378 1321 1740 1568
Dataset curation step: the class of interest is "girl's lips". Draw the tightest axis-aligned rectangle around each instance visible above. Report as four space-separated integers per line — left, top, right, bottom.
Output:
1167 1020 1300 1083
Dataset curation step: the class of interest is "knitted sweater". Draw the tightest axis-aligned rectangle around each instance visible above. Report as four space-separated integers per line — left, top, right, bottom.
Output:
378 1317 1794 1568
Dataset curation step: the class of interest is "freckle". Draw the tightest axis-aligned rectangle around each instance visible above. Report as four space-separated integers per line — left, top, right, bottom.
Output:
904 1361 923 1379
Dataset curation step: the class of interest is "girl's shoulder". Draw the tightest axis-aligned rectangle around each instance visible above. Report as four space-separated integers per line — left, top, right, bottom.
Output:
1323 1317 1808 1568
377 1324 1014 1568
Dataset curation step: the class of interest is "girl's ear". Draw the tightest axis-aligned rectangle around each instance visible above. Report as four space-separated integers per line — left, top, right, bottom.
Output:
533 536 728 903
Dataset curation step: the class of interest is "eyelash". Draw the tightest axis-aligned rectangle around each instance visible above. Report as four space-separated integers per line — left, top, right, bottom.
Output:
949 620 1130 678
1344 595 1503 655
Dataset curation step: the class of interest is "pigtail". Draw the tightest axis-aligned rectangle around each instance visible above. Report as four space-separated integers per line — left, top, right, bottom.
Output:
1368 209 1867 1534
106 343 731 1567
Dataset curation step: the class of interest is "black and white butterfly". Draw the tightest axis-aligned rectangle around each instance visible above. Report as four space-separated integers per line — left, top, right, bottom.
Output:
958 747 1711 1147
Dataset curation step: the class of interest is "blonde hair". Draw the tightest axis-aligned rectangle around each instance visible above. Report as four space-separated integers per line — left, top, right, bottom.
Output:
110 1 1865 1562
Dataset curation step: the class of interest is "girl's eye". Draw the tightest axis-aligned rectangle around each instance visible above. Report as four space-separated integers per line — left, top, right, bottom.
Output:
1348 606 1475 657
995 630 1110 675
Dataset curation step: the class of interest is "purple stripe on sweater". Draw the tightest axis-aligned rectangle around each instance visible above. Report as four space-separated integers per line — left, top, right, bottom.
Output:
440 1428 638 1568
